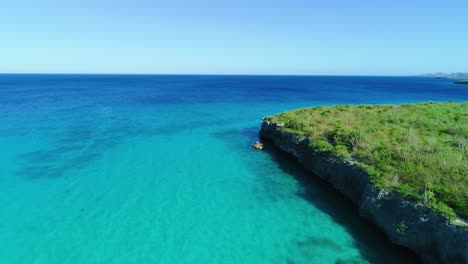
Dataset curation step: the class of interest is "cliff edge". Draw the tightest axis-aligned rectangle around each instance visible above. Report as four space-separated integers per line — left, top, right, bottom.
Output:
260 121 467 263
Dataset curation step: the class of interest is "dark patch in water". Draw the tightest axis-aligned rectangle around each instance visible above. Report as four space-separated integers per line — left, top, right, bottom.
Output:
16 165 59 179
335 256 367 264
17 151 101 179
16 118 135 179
16 111 245 179
20 150 61 163
296 237 345 252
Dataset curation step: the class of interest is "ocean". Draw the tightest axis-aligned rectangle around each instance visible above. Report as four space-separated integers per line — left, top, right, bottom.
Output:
0 74 466 263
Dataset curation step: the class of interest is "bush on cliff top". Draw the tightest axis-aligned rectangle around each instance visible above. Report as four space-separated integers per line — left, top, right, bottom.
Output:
265 102 467 220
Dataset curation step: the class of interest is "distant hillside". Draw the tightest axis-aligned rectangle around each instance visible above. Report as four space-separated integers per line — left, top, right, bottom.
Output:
418 72 468 79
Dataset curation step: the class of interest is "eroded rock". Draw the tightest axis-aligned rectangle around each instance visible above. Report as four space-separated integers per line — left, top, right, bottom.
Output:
252 141 264 150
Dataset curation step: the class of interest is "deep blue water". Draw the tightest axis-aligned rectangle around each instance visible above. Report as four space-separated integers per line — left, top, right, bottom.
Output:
0 74 466 263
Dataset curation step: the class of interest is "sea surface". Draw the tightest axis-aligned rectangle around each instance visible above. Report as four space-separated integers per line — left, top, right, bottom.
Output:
0 74 466 264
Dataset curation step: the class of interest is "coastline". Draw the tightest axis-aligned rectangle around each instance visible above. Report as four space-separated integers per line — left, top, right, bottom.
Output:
454 80 468 85
259 120 468 263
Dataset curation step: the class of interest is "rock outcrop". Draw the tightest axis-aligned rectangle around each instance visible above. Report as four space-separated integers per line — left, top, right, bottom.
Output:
252 141 264 150
260 121 468 264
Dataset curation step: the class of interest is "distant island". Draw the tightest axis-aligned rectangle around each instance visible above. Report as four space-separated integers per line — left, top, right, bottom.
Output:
260 102 467 262
454 80 468 85
418 72 468 79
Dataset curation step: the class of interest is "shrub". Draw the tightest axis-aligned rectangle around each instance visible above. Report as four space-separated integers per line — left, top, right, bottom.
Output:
266 102 468 219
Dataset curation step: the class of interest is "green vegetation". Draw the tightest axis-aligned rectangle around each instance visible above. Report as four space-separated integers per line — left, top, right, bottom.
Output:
454 80 468 85
265 102 467 219
396 221 408 237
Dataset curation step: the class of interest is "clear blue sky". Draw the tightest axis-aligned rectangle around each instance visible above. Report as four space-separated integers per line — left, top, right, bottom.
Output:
1 0 467 75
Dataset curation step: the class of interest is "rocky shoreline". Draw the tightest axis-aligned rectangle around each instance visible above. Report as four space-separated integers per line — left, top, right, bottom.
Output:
260 120 467 263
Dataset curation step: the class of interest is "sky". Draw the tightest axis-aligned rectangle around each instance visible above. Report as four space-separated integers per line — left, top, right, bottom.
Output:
1 0 467 75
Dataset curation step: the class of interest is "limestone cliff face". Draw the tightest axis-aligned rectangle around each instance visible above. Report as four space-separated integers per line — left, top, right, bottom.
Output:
260 121 467 264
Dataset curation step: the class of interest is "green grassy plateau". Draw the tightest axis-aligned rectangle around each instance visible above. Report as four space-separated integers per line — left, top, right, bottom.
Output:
265 102 467 219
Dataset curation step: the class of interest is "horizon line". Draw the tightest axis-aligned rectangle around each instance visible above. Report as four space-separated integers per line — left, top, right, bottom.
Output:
0 72 414 77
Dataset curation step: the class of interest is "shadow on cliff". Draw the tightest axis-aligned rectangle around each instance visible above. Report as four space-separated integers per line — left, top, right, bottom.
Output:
213 125 420 264
259 137 421 264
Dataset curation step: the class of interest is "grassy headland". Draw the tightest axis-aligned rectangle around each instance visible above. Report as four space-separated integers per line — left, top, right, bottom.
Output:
455 80 468 85
265 102 467 219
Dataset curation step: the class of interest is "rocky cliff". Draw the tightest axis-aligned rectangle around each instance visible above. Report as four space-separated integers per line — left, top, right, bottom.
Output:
260 121 468 264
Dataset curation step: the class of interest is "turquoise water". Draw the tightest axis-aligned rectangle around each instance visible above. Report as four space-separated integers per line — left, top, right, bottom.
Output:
1 75 466 263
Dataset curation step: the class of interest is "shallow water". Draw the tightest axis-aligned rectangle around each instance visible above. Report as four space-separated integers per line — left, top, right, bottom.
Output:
1 74 466 263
